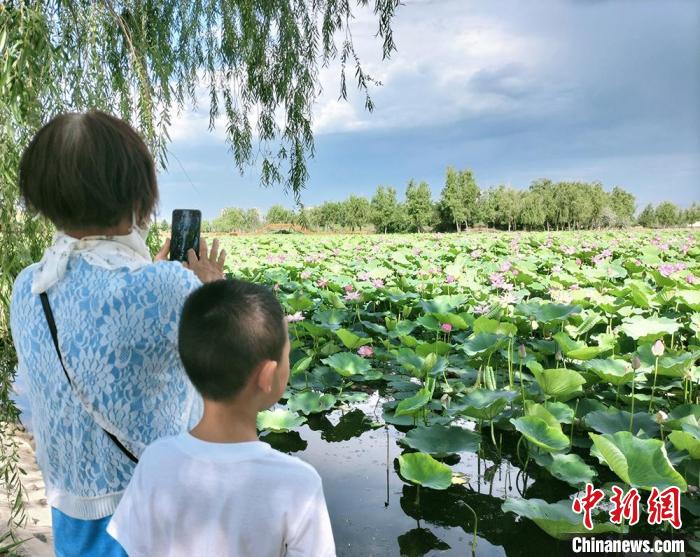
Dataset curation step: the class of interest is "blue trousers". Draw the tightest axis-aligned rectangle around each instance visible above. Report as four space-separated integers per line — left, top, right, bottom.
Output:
52 507 127 557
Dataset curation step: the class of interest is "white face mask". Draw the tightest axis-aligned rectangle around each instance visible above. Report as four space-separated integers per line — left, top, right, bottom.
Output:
130 212 151 242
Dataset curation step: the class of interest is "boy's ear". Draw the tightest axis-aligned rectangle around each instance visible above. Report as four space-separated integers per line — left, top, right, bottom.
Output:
256 359 279 394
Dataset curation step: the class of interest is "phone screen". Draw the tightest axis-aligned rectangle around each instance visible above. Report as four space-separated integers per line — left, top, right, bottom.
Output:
170 209 201 262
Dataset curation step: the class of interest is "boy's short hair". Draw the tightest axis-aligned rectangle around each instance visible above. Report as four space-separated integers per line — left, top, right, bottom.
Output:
18 110 158 230
178 279 287 401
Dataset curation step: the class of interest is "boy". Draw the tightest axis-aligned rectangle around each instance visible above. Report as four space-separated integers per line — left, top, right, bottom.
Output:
107 279 336 556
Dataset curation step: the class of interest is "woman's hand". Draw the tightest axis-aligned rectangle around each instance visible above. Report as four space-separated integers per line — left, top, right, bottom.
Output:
183 237 227 283
154 238 171 262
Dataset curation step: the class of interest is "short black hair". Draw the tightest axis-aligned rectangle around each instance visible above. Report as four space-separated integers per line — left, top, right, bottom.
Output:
178 279 287 401
18 110 158 229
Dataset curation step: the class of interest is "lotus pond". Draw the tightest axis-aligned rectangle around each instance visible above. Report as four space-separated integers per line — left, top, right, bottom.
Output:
235 231 700 553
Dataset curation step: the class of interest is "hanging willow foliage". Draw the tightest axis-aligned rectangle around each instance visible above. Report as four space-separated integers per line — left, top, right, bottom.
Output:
0 0 399 533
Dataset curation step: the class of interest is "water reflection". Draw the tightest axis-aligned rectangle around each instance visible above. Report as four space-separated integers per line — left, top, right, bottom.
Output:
261 431 308 453
286 390 568 556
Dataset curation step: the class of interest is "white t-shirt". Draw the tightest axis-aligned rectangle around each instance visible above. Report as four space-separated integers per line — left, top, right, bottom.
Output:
107 432 336 557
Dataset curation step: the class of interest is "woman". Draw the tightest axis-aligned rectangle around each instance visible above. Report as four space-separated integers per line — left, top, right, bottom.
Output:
9 110 226 556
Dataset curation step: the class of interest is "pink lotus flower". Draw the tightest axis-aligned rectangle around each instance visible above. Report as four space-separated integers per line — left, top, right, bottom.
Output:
300 271 311 280
317 278 329 288
575 258 582 266
412 248 422 256
445 275 456 284
441 323 453 333
500 261 512 273
658 264 676 277
357 271 371 281
286 311 304 323
652 340 665 357
344 284 355 293
273 283 280 292
371 278 385 288
473 302 490 315
500 292 517 305
344 291 361 302
470 249 482 259
357 346 374 358
686 274 697 285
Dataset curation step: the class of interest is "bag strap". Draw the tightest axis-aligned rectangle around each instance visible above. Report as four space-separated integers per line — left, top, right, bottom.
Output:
39 292 139 464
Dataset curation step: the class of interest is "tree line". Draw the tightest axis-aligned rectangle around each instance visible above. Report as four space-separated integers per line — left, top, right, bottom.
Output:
181 167 699 234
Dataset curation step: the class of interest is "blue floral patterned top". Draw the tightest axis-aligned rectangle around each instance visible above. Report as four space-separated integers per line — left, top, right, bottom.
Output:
10 255 203 520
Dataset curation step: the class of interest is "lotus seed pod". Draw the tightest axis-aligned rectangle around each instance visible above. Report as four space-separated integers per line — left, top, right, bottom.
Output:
631 355 641 370
531 320 539 331
518 344 527 358
651 339 665 357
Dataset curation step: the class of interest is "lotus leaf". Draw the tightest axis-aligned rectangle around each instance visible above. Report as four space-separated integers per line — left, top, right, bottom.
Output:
502 498 625 540
257 409 307 432
398 452 453 490
400 424 480 456
589 432 687 491
510 415 570 452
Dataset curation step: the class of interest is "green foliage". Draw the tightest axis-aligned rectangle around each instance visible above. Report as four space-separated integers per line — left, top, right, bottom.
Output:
404 180 434 233
265 204 296 225
212 207 261 233
437 167 479 231
370 186 402 233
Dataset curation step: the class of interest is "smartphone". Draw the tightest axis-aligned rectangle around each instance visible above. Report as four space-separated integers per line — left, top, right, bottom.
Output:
170 209 201 262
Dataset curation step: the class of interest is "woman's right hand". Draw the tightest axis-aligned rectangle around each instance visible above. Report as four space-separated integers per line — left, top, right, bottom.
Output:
182 237 227 283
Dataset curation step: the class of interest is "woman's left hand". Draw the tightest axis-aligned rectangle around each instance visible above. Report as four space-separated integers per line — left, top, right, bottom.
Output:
154 238 171 261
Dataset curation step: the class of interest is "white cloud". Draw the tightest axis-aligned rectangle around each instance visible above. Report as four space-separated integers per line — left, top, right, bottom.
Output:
310 0 552 134
166 0 554 142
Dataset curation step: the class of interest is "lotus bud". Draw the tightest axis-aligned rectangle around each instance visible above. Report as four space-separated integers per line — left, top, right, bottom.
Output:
684 369 694 381
531 320 539 331
631 355 641 370
440 393 451 408
518 344 527 359
441 323 453 333
651 339 665 357
654 410 668 424
555 350 563 361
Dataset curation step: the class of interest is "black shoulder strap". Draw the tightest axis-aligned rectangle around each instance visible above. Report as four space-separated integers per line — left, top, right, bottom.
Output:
39 292 138 463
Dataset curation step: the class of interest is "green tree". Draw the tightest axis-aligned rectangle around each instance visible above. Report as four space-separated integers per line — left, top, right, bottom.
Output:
655 202 679 227
609 186 636 227
637 204 657 227
404 180 434 233
519 191 546 230
310 201 343 231
242 209 262 232
438 167 479 231
341 196 371 232
370 186 401 233
492 185 521 231
475 187 497 228
682 203 700 225
212 207 245 232
265 205 295 225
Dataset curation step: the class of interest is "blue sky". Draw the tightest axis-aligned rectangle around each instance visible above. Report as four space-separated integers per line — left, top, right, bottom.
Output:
156 0 700 222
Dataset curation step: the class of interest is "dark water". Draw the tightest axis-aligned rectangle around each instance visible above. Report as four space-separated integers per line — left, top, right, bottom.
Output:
262 393 572 557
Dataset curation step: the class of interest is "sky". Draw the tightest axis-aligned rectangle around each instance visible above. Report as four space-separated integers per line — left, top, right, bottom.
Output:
156 0 700 222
